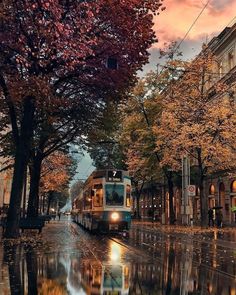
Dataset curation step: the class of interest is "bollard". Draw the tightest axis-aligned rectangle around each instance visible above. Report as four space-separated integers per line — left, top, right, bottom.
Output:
190 218 193 227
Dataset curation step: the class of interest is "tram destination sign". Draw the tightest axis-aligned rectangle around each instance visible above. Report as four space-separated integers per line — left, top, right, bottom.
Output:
107 170 123 182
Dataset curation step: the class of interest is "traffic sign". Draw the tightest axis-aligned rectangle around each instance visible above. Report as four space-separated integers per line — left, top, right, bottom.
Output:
187 185 196 196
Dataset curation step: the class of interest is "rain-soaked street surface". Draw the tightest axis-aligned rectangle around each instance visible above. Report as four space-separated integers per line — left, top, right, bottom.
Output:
0 217 235 294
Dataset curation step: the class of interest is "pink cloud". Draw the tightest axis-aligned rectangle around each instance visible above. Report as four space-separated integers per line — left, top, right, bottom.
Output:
153 0 236 49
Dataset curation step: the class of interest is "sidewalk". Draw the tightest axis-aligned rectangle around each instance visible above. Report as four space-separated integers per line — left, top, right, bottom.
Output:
131 219 236 244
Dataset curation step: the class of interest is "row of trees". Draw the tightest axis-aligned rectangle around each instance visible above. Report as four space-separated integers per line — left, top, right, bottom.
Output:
87 45 236 226
0 0 164 238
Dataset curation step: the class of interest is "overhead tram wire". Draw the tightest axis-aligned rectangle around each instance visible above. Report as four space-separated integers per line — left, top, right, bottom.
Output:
173 0 211 54
159 64 235 76
157 0 211 77
72 162 94 183
224 15 236 28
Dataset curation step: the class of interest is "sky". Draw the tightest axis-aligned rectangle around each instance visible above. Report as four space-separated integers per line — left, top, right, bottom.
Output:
72 0 236 184
142 0 236 73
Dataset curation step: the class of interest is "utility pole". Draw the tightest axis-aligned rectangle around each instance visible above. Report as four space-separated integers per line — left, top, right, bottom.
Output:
181 155 190 225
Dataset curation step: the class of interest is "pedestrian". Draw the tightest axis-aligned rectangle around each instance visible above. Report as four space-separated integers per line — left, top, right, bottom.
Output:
58 212 61 221
208 208 214 227
215 209 223 228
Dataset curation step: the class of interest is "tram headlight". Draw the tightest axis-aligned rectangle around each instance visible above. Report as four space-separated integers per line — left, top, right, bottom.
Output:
111 212 119 221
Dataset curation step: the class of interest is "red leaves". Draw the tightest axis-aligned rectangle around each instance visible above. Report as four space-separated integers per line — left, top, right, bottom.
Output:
1 0 164 91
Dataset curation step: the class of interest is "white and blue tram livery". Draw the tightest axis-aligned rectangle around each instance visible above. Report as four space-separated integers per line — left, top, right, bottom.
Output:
72 169 132 232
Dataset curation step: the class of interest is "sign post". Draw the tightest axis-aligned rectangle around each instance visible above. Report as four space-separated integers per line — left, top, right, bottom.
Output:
187 185 196 197
181 156 190 225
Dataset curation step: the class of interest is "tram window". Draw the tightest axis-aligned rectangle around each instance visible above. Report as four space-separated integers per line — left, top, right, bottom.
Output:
105 184 124 206
126 185 131 207
103 265 122 288
93 184 103 207
94 183 103 189
84 191 92 209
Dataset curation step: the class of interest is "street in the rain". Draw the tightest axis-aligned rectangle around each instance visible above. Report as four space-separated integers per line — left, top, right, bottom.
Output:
1 1 236 295
0 216 235 295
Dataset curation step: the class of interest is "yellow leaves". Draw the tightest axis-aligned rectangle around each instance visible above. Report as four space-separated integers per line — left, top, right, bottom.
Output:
157 49 236 172
3 235 43 248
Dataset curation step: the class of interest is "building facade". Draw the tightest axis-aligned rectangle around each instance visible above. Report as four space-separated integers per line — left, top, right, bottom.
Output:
133 23 236 226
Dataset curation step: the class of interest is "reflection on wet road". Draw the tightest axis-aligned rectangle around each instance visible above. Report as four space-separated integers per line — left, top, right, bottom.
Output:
0 219 235 294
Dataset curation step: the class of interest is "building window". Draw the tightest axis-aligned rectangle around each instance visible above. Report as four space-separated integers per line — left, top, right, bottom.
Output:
228 50 234 70
126 185 131 207
218 60 223 78
231 180 236 193
209 184 215 195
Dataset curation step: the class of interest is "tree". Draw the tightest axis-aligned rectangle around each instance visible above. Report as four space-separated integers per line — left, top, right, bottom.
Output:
40 151 72 193
39 151 73 214
156 48 236 226
120 72 165 219
0 0 99 237
0 0 164 237
87 101 127 170
70 180 84 203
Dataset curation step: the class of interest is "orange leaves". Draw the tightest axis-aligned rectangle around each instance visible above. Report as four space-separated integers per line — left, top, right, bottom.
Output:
38 278 67 295
158 49 236 173
40 151 71 193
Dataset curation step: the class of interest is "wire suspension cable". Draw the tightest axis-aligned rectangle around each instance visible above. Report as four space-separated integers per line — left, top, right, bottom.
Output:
174 0 211 54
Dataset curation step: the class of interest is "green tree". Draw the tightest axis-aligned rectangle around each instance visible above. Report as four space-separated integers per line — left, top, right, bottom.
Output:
120 72 165 219
87 101 127 170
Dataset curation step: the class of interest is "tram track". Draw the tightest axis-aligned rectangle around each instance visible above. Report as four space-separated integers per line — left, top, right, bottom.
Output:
70 221 236 280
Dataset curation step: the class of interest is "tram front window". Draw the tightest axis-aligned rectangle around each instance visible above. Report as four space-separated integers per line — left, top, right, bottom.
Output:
103 265 123 289
105 184 124 206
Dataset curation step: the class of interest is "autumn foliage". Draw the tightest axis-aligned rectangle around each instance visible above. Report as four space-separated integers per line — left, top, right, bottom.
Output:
40 151 71 193
0 0 164 237
154 48 236 226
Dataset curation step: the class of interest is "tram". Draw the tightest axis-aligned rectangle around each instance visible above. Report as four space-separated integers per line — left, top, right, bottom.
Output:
72 169 132 232
77 259 130 295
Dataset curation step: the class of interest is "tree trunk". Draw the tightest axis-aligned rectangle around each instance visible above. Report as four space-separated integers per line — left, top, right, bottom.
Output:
135 193 141 219
134 181 144 219
4 96 35 238
4 244 23 294
46 192 53 215
165 242 175 294
42 193 46 213
199 174 208 227
167 172 175 225
151 186 155 222
26 247 38 295
197 149 208 227
4 147 28 238
27 154 43 218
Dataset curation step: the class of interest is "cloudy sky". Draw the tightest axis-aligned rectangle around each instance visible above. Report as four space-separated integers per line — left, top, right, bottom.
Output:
142 0 236 72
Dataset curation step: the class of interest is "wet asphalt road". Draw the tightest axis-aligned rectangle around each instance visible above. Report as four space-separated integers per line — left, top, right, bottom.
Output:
0 216 235 295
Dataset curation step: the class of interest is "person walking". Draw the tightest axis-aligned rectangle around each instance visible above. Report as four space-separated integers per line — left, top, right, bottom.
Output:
208 208 214 227
215 209 223 228
58 212 61 221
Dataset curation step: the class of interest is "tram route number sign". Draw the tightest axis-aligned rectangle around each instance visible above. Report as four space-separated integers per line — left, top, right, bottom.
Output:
107 170 122 182
187 185 196 196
